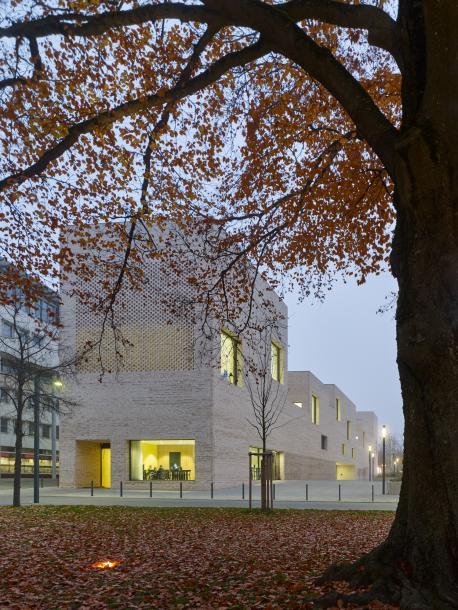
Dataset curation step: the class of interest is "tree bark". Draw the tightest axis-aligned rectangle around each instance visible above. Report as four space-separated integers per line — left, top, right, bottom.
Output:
388 133 458 608
320 131 458 609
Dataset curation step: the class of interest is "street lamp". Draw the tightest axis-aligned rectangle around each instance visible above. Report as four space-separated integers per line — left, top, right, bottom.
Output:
371 452 375 483
52 379 62 480
368 444 372 481
382 425 387 495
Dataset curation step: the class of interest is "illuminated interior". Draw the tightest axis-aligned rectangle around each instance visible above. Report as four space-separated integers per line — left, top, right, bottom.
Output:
130 440 195 481
101 445 111 488
270 341 284 383
220 330 242 385
0 451 57 475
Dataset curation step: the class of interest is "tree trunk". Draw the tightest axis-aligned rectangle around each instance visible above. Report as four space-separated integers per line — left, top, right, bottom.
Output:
387 137 458 608
319 132 458 609
13 407 23 507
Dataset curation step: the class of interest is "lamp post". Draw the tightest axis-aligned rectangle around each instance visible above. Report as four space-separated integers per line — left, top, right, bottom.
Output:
382 425 387 494
52 379 62 481
371 452 375 483
33 375 40 504
368 444 372 481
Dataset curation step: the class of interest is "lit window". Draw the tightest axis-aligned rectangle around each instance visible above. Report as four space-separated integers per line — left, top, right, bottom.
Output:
220 330 242 386
336 398 341 421
1 320 13 338
293 401 303 408
321 435 328 450
342 443 346 456
130 440 195 481
271 342 284 383
347 420 351 440
312 395 320 425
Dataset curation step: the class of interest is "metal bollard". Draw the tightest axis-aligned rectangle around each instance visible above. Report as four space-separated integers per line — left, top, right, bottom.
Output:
180 482 183 498
306 483 309 502
90 480 94 497
273 483 276 500
372 484 374 502
242 482 245 500
120 481 123 497
149 481 152 498
211 482 214 499
338 484 341 501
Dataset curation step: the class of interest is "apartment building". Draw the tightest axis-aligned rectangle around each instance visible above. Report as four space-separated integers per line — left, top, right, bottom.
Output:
0 271 60 478
59 225 379 489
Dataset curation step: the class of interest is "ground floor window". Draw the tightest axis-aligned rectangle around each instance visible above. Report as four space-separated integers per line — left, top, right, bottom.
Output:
0 448 58 476
249 446 283 481
130 440 195 481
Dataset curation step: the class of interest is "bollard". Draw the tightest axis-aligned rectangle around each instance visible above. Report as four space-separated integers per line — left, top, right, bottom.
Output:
40 477 44 489
306 483 309 502
90 480 94 497
242 482 245 500
338 483 341 501
120 481 123 497
180 482 183 498
149 481 152 498
273 483 276 500
372 484 374 502
211 482 214 499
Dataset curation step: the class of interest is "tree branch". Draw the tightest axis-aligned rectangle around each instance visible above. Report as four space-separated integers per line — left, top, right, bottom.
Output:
0 4 218 39
0 37 269 193
278 0 402 68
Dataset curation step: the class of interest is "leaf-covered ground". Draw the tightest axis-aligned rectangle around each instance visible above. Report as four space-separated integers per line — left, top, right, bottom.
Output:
0 507 398 609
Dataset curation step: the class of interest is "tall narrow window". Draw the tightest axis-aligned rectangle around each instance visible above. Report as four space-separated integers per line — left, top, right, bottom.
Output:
362 431 366 448
352 448 356 459
347 420 351 440
1 320 13 338
312 395 320 425
321 435 328 450
220 330 242 386
336 398 341 421
342 443 346 456
0 417 8 433
271 342 284 383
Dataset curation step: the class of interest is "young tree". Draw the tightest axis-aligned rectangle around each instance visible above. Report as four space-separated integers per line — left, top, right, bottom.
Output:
0 294 77 506
0 1 457 606
243 322 288 511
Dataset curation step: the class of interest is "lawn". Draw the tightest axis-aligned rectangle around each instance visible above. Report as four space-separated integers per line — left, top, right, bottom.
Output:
0 507 398 609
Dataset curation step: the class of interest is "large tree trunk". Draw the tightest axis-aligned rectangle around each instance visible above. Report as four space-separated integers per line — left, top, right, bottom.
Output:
387 135 458 608
319 133 458 609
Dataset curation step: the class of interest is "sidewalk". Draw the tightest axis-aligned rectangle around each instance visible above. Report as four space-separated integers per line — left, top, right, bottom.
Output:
0 479 398 511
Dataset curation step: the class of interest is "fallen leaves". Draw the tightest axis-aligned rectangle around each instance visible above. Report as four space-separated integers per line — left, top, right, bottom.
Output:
0 506 398 609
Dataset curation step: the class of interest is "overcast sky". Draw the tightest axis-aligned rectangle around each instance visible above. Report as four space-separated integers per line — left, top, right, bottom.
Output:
284 270 404 439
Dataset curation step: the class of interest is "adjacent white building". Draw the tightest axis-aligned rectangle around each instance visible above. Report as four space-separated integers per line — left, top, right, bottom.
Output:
0 274 60 479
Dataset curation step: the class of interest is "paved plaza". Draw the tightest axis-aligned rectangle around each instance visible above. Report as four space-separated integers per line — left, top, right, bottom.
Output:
0 479 398 511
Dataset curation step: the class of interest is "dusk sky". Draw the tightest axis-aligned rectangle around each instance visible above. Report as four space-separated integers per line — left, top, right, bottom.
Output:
285 270 404 439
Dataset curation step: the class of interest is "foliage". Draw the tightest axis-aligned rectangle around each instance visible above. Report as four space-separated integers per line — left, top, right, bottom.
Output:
0 0 399 321
0 506 398 609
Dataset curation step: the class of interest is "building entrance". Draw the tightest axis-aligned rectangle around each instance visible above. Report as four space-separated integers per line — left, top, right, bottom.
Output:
101 443 111 488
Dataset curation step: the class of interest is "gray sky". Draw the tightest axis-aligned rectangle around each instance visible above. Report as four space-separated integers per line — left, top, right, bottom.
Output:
285 271 404 439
